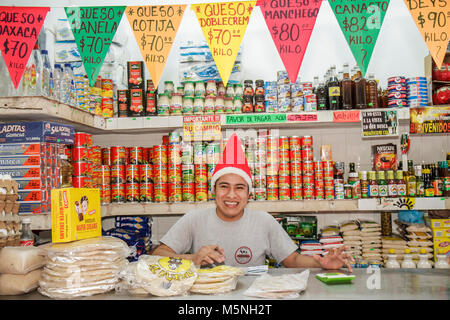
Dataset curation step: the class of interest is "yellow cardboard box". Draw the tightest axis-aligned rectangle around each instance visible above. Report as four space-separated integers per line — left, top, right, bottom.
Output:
431 228 450 238
433 237 450 261
51 188 101 243
426 218 450 230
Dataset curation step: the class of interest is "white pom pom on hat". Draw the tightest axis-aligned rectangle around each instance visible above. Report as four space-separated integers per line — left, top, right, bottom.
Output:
211 133 253 190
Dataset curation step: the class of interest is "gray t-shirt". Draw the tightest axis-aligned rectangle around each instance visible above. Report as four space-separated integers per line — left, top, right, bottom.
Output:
159 207 297 267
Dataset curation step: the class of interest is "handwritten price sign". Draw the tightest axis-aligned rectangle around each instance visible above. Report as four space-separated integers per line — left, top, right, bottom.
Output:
258 0 321 84
404 0 449 69
193 1 256 86
329 0 390 76
0 6 49 89
125 5 185 89
65 6 125 86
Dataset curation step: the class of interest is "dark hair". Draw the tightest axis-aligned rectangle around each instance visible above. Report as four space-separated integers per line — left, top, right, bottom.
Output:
80 196 88 204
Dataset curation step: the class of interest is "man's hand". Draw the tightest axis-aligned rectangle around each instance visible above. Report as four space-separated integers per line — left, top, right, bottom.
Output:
192 245 226 266
312 246 355 273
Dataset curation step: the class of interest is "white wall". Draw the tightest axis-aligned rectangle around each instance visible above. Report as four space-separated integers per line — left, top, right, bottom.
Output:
7 0 429 88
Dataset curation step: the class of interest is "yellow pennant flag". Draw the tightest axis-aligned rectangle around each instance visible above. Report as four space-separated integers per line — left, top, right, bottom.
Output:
403 0 450 69
193 1 256 86
125 5 186 89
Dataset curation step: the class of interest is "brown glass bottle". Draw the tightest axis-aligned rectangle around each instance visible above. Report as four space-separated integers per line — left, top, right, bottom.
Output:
341 63 353 110
354 67 367 109
366 73 379 108
348 163 361 199
328 66 341 110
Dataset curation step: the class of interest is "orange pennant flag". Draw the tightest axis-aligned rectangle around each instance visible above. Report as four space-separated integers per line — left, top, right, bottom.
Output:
193 1 256 86
403 0 450 69
125 5 186 89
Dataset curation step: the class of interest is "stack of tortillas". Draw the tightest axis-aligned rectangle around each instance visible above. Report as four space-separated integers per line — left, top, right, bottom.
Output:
132 255 198 297
190 265 244 294
38 236 131 298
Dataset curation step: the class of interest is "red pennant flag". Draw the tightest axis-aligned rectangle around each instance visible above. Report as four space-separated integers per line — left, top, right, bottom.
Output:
258 0 322 83
0 6 50 89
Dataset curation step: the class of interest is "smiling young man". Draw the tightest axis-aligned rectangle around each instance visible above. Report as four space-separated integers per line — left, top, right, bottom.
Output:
153 133 354 271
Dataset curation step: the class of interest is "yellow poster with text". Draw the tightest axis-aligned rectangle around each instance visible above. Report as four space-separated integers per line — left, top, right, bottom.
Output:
125 5 186 88
193 1 256 86
403 0 450 69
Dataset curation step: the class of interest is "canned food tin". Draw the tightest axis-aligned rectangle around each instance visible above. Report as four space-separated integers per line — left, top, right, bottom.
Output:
290 150 301 163
126 183 140 202
111 165 126 184
101 184 111 204
100 165 111 185
182 164 195 183
139 164 153 183
314 160 324 172
266 175 279 189
266 136 278 151
193 142 206 164
267 188 279 201
168 165 182 182
154 183 168 202
289 136 302 150
315 188 324 200
111 146 127 165
254 188 266 201
254 175 266 188
153 145 168 164
301 148 314 162
301 136 313 148
303 186 315 199
278 162 290 175
182 182 195 202
129 147 144 165
101 147 111 165
253 164 266 176
72 146 89 162
111 183 126 203
291 187 302 200
195 186 208 202
266 150 278 163
168 144 182 165
279 175 291 188
74 132 92 147
169 182 182 202
325 189 335 200
278 149 290 162
73 176 89 188
153 163 168 183
206 142 220 165
290 175 302 187
73 161 89 177
194 164 208 183
302 161 314 174
91 145 102 165
290 162 302 174
140 182 154 202
279 187 290 200
278 136 289 150
255 137 266 150
181 143 194 164
126 164 140 183
266 163 278 176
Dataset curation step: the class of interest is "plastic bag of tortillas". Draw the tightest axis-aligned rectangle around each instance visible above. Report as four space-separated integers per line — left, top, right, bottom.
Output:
190 265 244 295
244 270 310 299
133 255 198 297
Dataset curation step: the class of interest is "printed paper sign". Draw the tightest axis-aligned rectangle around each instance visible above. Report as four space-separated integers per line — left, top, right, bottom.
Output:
258 0 322 83
65 6 125 86
410 106 450 134
361 110 398 137
183 115 221 141
0 6 50 89
125 5 186 89
193 1 256 86
329 0 390 76
403 0 450 69
226 113 286 124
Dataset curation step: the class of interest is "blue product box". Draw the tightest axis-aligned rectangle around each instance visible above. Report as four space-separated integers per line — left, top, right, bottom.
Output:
0 121 74 145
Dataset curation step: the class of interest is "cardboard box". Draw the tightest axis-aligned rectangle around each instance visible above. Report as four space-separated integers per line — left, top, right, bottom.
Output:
0 121 74 145
426 218 450 230
51 188 101 243
433 237 450 260
432 228 450 238
0 143 42 156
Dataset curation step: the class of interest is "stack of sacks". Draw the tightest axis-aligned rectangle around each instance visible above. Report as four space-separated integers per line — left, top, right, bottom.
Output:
319 235 344 256
38 236 131 299
103 216 153 261
340 221 362 261
190 265 244 294
299 240 323 257
359 220 382 263
405 224 434 265
381 235 408 265
0 246 46 295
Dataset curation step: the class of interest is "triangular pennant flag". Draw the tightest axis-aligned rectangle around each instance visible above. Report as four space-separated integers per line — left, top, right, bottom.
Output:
0 6 50 89
125 5 186 89
65 6 125 86
403 0 449 69
193 1 256 86
211 133 252 188
329 0 390 76
258 0 322 84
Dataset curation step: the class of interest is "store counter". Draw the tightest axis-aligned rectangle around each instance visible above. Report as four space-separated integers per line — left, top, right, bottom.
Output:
1 268 449 300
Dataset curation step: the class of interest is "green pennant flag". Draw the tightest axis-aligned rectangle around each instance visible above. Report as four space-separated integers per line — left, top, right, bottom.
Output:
329 0 390 76
65 6 125 86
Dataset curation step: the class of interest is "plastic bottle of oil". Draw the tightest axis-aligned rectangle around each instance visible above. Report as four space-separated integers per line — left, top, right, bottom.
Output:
366 73 379 108
341 63 353 110
354 67 367 109
327 66 341 110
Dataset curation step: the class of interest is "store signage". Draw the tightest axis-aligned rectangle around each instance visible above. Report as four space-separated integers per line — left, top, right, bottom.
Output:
333 110 361 123
403 0 449 69
225 113 286 124
183 115 221 141
361 110 398 137
125 5 186 89
0 6 50 89
286 114 318 122
410 106 450 134
193 0 256 86
329 0 390 76
65 6 125 86
257 0 322 84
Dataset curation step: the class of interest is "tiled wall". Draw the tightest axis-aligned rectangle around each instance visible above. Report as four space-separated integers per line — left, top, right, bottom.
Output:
93 122 448 243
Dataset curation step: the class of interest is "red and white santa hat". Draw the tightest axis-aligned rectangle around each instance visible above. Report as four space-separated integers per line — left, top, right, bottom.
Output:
211 133 253 190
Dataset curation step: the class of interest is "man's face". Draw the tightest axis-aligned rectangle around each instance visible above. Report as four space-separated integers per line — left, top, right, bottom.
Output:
214 173 249 222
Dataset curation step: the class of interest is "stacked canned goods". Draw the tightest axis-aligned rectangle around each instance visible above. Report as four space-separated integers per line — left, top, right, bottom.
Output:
168 132 182 202
152 144 168 203
301 136 314 199
101 78 114 118
266 135 279 201
289 136 303 200
72 132 94 189
278 136 291 200
206 141 220 200
250 136 267 201
181 142 195 202
193 141 208 202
